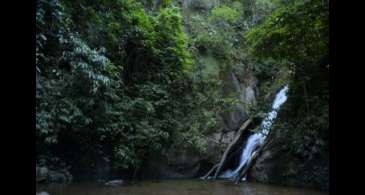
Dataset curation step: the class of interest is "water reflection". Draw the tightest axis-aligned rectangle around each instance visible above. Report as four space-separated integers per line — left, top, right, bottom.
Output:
37 180 328 195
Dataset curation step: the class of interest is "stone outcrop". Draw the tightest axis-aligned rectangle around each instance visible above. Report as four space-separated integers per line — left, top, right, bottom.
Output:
36 162 72 184
249 125 329 191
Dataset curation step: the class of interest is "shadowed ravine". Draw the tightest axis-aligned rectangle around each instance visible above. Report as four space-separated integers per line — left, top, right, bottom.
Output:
37 180 328 195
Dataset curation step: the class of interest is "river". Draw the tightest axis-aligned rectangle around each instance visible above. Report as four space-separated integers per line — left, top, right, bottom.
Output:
37 180 328 195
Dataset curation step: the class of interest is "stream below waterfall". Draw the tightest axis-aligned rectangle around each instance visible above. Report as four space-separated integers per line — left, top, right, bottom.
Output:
37 180 328 195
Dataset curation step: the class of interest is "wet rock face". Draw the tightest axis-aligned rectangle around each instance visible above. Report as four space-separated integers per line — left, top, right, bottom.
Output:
249 150 273 182
205 131 236 164
220 71 257 132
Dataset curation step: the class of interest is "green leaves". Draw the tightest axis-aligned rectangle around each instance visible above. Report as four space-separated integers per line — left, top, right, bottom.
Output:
36 0 205 171
210 5 240 24
240 0 329 163
245 0 328 65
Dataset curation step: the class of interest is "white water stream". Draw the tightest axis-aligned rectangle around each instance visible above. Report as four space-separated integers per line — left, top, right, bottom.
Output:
219 86 289 180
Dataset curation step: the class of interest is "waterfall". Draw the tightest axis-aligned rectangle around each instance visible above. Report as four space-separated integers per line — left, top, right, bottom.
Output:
219 85 289 180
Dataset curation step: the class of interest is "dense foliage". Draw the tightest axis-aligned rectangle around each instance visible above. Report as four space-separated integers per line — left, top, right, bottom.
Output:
245 0 329 163
36 0 226 174
36 0 329 183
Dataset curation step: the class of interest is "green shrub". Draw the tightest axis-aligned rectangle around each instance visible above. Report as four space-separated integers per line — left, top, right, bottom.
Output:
209 5 240 24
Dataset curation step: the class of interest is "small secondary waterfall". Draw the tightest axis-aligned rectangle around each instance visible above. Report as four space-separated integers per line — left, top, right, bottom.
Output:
219 85 289 180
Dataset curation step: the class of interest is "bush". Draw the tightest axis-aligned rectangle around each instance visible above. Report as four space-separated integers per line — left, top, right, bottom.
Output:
209 5 240 24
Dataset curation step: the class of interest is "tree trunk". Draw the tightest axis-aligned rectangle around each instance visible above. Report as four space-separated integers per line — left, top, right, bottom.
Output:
212 117 253 179
201 163 219 179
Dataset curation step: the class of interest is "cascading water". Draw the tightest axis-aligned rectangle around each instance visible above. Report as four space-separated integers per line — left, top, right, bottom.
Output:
219 85 289 180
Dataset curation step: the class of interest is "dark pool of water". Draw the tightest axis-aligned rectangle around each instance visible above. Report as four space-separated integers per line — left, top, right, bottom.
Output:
37 180 328 195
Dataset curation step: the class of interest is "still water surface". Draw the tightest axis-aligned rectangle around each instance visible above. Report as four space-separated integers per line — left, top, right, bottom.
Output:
37 180 328 195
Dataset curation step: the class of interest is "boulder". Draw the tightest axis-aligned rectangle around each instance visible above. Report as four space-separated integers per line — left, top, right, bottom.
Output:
36 192 49 195
47 169 72 184
105 179 124 187
36 166 49 182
